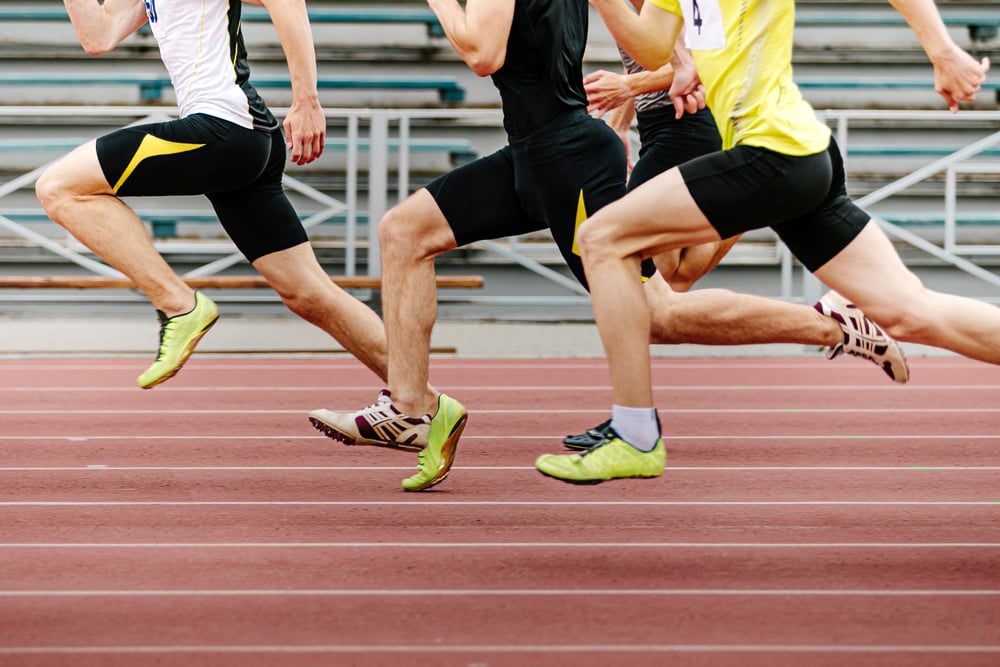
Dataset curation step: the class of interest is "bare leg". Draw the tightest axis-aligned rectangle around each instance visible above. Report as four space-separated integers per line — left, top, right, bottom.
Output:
579 168 720 407
646 234 843 347
253 243 396 381
34 140 194 316
652 235 740 290
815 221 1000 364
644 274 841 346
377 189 458 417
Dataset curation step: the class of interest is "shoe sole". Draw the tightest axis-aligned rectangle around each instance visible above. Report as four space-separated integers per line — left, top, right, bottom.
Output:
536 467 606 485
535 467 662 485
886 340 909 384
139 314 219 390
308 417 423 452
403 411 467 492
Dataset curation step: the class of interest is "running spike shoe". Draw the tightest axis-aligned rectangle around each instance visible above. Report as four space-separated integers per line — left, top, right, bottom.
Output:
563 418 612 450
537 428 666 484
814 290 909 383
137 291 219 389
309 390 430 452
401 393 467 492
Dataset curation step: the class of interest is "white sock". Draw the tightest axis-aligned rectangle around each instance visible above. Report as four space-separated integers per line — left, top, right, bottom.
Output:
610 405 660 452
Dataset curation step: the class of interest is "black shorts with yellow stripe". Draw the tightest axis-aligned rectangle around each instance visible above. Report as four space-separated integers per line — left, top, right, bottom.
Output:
96 113 306 262
424 107 630 291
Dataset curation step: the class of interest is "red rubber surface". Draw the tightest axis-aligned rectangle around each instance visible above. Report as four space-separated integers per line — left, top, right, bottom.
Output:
0 356 998 666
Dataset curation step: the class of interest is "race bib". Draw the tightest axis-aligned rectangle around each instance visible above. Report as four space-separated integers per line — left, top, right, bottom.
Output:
680 0 725 50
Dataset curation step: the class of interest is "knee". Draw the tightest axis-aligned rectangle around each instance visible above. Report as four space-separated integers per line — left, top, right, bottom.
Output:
576 216 620 266
34 167 66 218
377 204 422 261
274 281 328 324
377 198 454 262
35 163 92 228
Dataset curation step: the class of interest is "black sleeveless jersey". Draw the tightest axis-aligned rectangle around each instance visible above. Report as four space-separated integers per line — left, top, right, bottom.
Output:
491 0 589 139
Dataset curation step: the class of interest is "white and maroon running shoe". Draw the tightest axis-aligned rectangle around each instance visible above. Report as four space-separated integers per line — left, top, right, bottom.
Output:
309 389 430 451
814 290 910 384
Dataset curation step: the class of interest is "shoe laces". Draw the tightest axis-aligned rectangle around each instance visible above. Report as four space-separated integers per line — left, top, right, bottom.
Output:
591 419 612 437
354 390 395 414
358 390 430 429
579 425 622 457
153 310 173 361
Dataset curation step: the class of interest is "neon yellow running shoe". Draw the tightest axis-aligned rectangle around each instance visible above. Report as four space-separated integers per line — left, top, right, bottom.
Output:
401 393 467 492
535 431 666 484
137 291 219 389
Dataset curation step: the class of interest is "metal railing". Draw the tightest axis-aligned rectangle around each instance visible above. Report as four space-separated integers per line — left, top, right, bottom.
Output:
0 106 998 305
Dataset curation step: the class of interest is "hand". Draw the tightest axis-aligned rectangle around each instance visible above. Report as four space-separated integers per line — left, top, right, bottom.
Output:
668 62 706 119
283 98 326 165
933 47 990 114
584 70 633 118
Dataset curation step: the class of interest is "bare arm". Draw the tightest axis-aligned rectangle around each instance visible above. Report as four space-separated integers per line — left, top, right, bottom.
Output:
63 0 148 55
887 0 990 112
666 37 706 117
256 0 325 164
589 0 682 71
427 0 515 76
584 64 674 118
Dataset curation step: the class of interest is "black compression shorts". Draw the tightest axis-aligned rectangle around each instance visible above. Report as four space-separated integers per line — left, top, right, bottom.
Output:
679 136 869 271
630 106 721 191
424 108 628 290
95 113 307 263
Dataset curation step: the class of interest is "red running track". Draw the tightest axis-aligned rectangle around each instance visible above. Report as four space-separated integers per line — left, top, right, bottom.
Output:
0 356 998 666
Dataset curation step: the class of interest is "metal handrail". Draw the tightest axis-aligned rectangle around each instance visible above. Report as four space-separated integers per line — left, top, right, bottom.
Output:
0 106 997 304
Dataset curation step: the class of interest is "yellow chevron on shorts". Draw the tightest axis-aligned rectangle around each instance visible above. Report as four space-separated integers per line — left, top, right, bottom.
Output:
113 135 206 193
571 189 587 256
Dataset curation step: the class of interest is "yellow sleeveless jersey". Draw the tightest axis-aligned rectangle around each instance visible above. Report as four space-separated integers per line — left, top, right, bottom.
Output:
648 0 830 155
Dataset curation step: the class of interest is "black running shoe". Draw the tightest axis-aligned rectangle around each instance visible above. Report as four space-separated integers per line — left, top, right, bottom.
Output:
563 418 612 450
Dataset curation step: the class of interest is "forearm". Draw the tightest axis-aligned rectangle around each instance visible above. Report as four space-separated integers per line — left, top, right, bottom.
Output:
625 65 675 96
257 0 319 106
670 36 695 75
63 0 147 55
887 0 956 61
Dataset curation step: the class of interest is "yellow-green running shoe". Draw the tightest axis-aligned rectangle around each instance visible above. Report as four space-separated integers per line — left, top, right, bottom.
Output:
137 291 219 389
535 431 666 484
401 393 467 492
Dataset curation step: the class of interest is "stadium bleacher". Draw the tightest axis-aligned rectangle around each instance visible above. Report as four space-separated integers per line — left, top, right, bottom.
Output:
0 0 997 299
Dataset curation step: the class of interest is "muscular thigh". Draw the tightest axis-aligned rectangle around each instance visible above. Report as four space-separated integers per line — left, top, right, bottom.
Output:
96 114 272 196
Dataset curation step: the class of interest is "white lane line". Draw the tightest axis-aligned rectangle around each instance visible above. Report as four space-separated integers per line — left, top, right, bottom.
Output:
6 384 1000 392
1 588 998 597
0 541 998 548
0 360 985 370
1 501 997 507
3 434 1000 441
0 644 996 655
2 465 999 472
2 407 999 414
